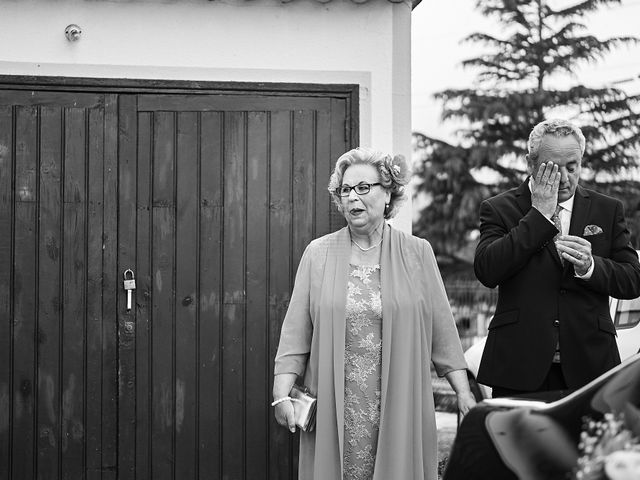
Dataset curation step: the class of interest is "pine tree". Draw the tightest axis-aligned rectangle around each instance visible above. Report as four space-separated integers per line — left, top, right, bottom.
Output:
413 0 640 267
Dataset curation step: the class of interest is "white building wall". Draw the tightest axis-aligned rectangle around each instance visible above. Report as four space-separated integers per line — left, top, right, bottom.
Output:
0 0 413 231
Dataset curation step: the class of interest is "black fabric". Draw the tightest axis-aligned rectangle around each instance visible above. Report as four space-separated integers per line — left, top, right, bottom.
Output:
444 357 640 480
492 363 567 398
443 406 517 480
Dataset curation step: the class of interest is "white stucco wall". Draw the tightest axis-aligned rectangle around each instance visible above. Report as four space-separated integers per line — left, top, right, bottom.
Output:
0 0 413 231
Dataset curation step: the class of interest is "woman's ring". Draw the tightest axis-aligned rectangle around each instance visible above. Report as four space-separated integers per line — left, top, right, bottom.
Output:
577 252 583 260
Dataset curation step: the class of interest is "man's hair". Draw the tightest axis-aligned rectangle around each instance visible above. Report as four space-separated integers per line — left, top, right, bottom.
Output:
527 119 586 164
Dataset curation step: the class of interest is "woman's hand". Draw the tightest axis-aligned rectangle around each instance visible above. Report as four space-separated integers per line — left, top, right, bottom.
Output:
273 373 298 433
444 369 477 420
456 391 477 418
274 400 297 433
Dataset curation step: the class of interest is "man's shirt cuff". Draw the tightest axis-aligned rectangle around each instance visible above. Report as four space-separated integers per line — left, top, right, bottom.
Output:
575 257 595 279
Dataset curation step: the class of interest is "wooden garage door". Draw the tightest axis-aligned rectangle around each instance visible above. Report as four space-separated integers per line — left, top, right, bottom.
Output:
117 93 350 480
0 79 355 480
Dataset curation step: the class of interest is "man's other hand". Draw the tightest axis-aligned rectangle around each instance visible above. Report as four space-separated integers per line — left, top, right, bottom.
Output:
556 235 593 276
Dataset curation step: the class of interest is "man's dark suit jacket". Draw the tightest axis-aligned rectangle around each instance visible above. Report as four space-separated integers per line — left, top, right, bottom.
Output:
474 180 640 391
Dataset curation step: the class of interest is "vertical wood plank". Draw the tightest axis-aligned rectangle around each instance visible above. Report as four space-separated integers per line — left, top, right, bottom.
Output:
0 105 14 480
315 109 332 238
13 105 38 480
117 94 139 480
292 110 315 264
175 112 198 479
245 111 269 479
101 94 119 480
222 111 246 480
151 111 176 480
135 111 153 480
85 106 105 480
330 99 348 232
61 107 87 480
268 110 296 480
36 106 62 479
198 112 223 480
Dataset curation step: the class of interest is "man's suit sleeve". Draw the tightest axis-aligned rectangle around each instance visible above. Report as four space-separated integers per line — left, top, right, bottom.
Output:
581 199 640 299
474 198 558 288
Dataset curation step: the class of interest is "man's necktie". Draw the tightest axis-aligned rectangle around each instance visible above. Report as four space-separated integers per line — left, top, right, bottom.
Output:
552 204 564 361
552 205 563 263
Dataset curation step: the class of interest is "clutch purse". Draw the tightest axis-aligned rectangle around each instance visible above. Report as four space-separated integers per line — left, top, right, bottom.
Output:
290 384 317 432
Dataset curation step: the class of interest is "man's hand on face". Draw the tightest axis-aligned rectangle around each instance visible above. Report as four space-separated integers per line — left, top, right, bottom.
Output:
531 162 560 218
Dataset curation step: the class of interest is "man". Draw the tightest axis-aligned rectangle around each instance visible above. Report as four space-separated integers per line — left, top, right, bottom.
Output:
474 118 640 397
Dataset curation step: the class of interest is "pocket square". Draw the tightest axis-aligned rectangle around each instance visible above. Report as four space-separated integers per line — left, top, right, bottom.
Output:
584 224 603 236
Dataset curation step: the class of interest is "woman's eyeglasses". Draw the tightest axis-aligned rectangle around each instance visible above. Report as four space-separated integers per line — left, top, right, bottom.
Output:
335 182 381 197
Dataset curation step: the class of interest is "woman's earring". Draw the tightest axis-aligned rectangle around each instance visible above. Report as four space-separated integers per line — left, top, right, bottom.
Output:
384 203 390 215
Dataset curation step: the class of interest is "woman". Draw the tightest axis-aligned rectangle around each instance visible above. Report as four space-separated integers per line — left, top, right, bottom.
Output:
273 147 476 480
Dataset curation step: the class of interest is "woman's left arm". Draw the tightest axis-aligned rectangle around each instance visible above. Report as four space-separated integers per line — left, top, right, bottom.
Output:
419 239 476 415
444 369 477 417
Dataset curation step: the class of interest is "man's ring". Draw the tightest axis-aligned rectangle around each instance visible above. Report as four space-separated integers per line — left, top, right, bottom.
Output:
577 252 583 260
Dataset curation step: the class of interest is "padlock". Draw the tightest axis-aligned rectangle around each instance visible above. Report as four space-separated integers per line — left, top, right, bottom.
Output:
123 269 136 311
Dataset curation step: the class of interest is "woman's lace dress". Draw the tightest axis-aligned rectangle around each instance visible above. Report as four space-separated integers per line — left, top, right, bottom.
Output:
343 264 383 480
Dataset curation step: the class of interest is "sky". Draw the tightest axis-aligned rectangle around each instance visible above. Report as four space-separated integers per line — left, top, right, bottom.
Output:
411 0 640 142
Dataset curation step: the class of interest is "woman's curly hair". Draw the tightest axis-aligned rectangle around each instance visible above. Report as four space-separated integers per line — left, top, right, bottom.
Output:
328 147 410 219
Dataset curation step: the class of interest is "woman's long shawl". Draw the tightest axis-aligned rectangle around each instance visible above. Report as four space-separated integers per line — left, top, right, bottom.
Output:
274 225 467 480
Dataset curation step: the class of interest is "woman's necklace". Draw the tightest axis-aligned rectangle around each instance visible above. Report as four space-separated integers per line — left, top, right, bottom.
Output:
350 225 384 252
351 237 382 252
